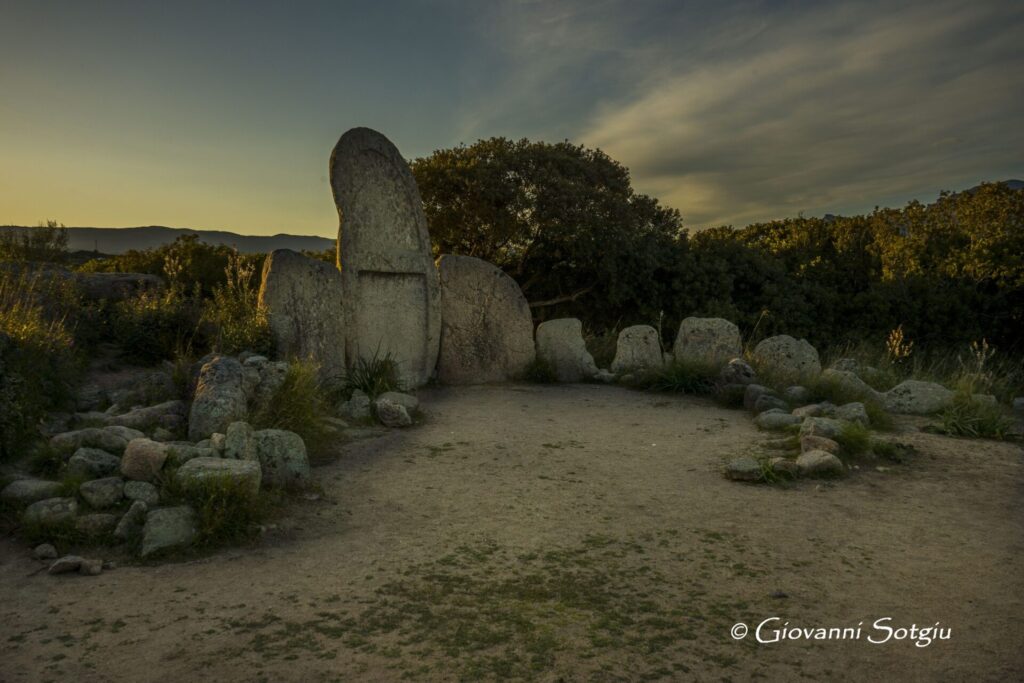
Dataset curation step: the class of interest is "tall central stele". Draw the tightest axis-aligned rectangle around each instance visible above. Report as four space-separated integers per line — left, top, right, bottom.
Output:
329 127 441 388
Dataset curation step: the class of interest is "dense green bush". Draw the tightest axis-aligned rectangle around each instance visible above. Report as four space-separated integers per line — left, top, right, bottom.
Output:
113 285 202 364
203 251 272 356
0 220 69 263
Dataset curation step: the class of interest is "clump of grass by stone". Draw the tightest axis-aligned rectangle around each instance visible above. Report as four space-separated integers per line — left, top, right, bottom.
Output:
631 358 719 395
189 476 274 549
203 251 273 356
934 392 1014 440
340 350 402 398
520 355 558 383
834 422 872 457
251 359 332 459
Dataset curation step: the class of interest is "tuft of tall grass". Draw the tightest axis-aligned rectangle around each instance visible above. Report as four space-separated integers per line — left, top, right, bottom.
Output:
113 285 201 364
251 359 332 459
203 251 272 356
936 392 1014 440
631 358 720 395
341 350 403 398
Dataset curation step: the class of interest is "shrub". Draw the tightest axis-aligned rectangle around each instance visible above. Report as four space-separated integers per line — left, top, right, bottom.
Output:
189 476 272 548
631 358 719 394
0 220 69 263
0 270 82 460
834 422 872 457
113 285 201 364
251 360 331 460
204 251 272 356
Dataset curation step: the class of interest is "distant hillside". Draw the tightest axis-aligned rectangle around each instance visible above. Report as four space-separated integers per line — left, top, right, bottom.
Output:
0 225 335 255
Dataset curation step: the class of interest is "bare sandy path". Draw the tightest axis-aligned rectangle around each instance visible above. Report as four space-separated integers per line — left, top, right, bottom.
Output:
2 384 1022 681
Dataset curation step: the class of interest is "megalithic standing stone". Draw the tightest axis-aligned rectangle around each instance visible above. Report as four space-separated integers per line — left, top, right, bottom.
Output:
330 127 441 388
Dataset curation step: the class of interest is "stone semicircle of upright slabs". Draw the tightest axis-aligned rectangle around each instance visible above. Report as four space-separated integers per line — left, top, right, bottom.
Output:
330 127 441 388
257 249 346 382
436 254 535 384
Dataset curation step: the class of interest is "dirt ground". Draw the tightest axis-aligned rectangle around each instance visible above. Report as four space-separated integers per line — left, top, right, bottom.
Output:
2 383 1023 682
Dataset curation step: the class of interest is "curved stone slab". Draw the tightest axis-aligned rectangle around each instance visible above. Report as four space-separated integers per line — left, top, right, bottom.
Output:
436 254 535 384
330 127 440 387
258 249 345 381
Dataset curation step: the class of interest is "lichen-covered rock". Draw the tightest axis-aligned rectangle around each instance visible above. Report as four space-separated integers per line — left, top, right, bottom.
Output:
141 506 197 558
883 380 955 415
79 477 124 509
106 400 187 433
782 386 811 405
251 429 310 488
258 249 346 381
375 398 412 428
224 421 257 460
754 411 802 430
23 497 78 527
436 254 535 384
535 319 599 382
377 391 419 413
610 325 663 374
673 318 741 365
50 428 128 457
74 513 118 537
124 481 160 506
796 450 845 477
834 402 870 426
32 543 58 560
66 448 121 479
103 425 147 442
48 555 85 574
1 479 63 506
338 390 371 421
121 438 170 482
754 394 789 415
188 357 247 441
752 335 822 381
743 384 775 412
800 435 841 454
114 500 148 541
720 358 757 386
164 443 217 467
792 403 834 419
800 417 844 440
725 456 762 481
176 457 262 498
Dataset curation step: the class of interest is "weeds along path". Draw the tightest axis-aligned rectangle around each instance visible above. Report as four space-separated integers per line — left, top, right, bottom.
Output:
2 384 1023 681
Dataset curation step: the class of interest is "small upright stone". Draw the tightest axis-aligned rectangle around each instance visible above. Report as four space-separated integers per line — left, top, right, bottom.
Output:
720 358 757 386
610 325 663 374
188 356 247 441
752 335 821 381
725 457 762 482
436 254 535 384
121 439 170 482
258 249 346 381
673 318 742 365
535 319 599 382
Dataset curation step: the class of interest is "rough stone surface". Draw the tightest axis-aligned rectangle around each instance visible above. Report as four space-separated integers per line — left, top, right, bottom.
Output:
800 435 841 454
375 398 412 428
1 479 63 505
79 477 124 509
673 318 742 365
800 417 844 440
141 506 197 558
792 403 833 419
835 402 870 426
251 429 310 488
48 555 85 574
121 439 170 482
743 384 775 412
23 497 78 527
752 335 822 380
114 500 148 541
725 456 762 481
770 457 800 477
436 254 535 384
32 543 58 561
754 411 802 430
331 127 441 388
224 421 257 460
610 325 663 374
50 428 127 456
164 443 217 467
258 249 346 381
720 358 757 386
782 386 811 405
176 457 262 498
103 425 147 442
106 400 187 433
883 380 955 415
377 391 419 413
535 318 599 382
74 513 118 537
66 448 121 479
796 450 845 477
818 369 881 403
754 394 789 415
123 481 160 506
78 557 104 576
338 390 371 421
188 357 247 441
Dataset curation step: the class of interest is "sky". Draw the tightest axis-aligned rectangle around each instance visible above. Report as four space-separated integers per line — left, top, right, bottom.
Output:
2 0 1022 236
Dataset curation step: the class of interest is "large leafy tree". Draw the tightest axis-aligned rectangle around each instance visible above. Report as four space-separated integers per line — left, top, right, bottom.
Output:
411 137 683 323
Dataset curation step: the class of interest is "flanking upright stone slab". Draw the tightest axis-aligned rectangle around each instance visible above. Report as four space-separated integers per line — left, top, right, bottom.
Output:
258 249 346 381
610 325 663 374
673 317 742 365
535 318 598 382
331 127 441 388
436 254 535 384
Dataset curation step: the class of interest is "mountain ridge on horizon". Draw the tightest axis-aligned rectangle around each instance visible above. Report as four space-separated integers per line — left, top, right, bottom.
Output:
3 179 1020 255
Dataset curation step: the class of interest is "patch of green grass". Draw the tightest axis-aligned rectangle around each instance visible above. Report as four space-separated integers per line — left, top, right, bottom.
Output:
834 422 872 457
520 355 558 384
57 473 87 498
934 393 1014 440
188 475 275 549
27 443 64 478
630 358 719 395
